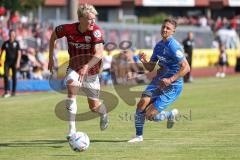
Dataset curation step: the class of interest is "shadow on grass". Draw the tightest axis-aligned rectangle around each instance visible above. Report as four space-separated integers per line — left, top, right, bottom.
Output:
90 139 128 143
0 139 66 148
0 139 128 148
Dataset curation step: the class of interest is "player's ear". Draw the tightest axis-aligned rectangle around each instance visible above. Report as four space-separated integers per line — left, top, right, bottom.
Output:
173 27 176 33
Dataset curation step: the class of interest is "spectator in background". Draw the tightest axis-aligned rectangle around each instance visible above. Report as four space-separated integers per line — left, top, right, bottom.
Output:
32 66 43 80
214 17 222 31
101 50 113 85
230 16 238 30
8 11 20 30
216 43 228 78
115 51 128 84
182 32 194 82
0 30 21 97
198 15 208 27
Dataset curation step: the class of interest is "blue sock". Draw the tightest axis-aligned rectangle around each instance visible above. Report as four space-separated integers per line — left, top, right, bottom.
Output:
135 109 145 136
153 111 172 122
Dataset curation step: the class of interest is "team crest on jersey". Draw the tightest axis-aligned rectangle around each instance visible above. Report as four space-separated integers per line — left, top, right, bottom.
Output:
157 55 167 62
56 25 64 32
93 30 102 39
176 50 184 59
13 42 17 48
85 36 91 43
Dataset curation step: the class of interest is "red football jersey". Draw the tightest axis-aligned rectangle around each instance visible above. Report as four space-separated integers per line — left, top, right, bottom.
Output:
55 22 104 75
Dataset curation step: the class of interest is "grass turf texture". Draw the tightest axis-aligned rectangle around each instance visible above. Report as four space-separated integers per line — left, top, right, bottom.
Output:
0 75 240 160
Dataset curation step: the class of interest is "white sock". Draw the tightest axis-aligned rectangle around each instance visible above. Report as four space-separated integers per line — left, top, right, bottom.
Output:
65 98 77 135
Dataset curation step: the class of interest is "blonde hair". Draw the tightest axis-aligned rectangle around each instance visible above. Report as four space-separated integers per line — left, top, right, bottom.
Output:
77 4 98 18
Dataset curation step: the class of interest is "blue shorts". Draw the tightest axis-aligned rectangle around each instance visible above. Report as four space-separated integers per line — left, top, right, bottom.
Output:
143 83 183 113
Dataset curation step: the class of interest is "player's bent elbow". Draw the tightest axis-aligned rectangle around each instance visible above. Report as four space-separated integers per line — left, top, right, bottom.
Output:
185 65 191 75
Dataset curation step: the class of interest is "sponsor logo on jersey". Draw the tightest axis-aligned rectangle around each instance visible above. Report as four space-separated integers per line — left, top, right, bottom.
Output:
157 55 167 62
85 36 91 43
13 42 17 48
69 42 91 49
93 30 101 39
56 25 64 33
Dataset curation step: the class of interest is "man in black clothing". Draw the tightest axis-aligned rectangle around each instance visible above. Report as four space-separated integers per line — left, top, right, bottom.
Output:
182 32 194 82
0 30 21 97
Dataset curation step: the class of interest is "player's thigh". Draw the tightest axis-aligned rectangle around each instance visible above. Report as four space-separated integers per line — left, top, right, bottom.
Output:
138 81 159 111
82 74 100 108
137 96 151 111
145 104 159 120
153 85 182 112
64 69 81 96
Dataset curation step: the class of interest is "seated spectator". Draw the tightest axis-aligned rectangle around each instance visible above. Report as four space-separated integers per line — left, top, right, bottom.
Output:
31 66 43 80
19 50 31 79
115 51 129 84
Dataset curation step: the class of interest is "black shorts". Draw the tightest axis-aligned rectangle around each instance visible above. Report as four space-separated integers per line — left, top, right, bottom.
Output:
219 60 227 66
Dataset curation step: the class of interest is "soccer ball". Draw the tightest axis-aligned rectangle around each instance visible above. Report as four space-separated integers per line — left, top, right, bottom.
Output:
68 132 90 152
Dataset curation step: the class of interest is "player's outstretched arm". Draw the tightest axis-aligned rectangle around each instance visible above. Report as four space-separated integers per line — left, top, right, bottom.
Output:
48 31 58 73
0 44 5 67
0 48 2 66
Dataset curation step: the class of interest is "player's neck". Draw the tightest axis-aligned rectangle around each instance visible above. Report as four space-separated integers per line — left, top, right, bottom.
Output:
162 36 171 42
10 39 15 43
162 37 168 42
78 24 87 33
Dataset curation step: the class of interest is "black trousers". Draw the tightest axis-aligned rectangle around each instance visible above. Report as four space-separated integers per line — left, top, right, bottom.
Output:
184 55 192 82
4 62 17 94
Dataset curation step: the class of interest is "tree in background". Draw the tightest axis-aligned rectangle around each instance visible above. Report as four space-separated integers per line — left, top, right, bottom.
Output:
0 0 43 12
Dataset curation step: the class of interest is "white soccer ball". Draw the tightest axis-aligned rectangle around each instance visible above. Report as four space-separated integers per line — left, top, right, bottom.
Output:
68 132 90 152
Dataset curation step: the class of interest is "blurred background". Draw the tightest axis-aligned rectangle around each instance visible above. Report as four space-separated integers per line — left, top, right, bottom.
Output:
0 0 240 91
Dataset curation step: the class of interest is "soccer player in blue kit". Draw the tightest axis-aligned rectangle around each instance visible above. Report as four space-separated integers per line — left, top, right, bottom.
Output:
128 17 190 143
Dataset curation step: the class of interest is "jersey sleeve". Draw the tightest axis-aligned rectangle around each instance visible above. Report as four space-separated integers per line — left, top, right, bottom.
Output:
1 42 6 50
150 44 159 62
169 41 185 63
92 26 104 44
55 25 66 38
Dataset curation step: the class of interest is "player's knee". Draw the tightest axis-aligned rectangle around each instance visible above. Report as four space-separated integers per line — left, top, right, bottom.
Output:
137 100 147 111
66 79 74 85
90 105 98 112
88 99 101 113
66 79 81 87
145 111 153 121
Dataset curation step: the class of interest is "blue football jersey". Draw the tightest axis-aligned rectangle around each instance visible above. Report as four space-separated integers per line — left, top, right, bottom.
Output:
150 36 185 85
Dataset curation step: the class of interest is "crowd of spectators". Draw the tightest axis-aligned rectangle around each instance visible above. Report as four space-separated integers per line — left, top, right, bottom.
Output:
0 10 239 84
176 15 239 32
0 10 54 80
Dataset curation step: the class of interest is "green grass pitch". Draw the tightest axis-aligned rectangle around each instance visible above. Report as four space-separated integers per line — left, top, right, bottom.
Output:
0 75 240 160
